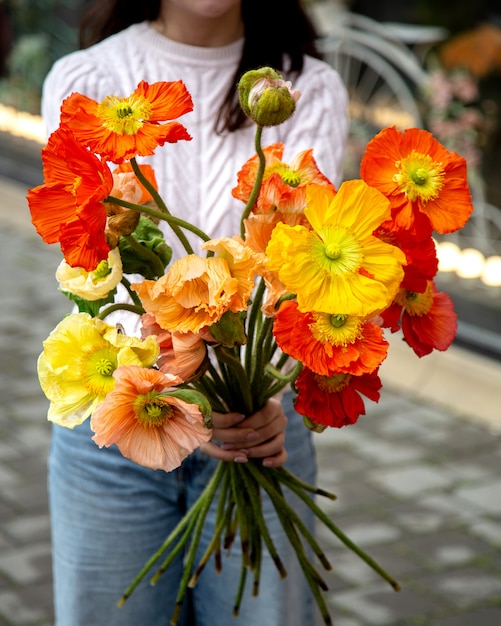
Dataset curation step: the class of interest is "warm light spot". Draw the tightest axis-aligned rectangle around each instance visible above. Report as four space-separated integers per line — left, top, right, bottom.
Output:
456 248 485 279
437 241 462 272
481 255 501 287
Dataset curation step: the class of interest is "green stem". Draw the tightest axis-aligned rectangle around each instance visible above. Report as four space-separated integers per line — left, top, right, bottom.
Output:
214 346 253 415
122 234 166 278
240 125 265 238
97 302 144 320
120 276 142 308
245 278 266 382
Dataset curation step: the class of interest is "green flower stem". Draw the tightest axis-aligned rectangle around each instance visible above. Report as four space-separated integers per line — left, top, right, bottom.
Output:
193 376 228 414
274 466 337 500
122 234 166 278
232 565 248 618
250 316 273 404
240 125 265 238
120 276 142 308
214 346 253 415
236 463 286 578
97 302 145 320
129 157 197 255
117 495 206 607
229 464 251 567
187 469 230 588
276 467 401 592
264 360 302 383
106 195 211 252
244 278 266 378
170 462 227 625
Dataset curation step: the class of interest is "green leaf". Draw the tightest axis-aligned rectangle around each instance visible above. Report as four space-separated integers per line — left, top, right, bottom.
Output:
162 389 213 428
118 215 172 278
61 289 117 317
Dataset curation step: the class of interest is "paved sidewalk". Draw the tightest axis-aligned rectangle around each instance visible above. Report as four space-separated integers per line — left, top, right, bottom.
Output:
0 176 500 626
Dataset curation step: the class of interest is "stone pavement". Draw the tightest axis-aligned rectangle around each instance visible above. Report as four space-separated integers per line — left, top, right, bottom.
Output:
0 175 500 626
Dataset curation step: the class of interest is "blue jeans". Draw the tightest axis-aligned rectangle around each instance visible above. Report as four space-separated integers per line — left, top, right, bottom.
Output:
48 393 317 626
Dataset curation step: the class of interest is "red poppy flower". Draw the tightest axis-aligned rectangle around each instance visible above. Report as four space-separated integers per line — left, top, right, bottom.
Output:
360 126 473 237
382 281 458 357
294 367 382 428
27 128 113 271
60 80 193 163
273 300 388 376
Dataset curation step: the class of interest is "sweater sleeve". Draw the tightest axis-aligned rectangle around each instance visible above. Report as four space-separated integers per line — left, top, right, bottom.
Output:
41 48 115 137
276 59 349 187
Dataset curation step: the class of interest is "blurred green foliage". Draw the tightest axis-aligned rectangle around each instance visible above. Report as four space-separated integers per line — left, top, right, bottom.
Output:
0 0 82 113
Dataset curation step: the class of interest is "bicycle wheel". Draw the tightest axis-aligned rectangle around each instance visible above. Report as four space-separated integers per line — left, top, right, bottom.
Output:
318 36 424 178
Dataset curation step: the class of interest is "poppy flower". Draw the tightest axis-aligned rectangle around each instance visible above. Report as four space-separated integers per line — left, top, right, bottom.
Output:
360 126 473 236
27 127 113 270
55 248 123 301
294 367 382 428
60 80 193 163
91 365 212 471
132 254 239 334
112 162 159 205
383 281 458 357
265 181 406 317
140 313 210 381
274 300 388 376
232 142 334 215
37 313 159 428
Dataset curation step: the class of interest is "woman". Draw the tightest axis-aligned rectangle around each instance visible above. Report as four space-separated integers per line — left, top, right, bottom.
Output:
43 1 348 624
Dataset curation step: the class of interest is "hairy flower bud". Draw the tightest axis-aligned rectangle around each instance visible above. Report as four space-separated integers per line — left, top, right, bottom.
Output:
238 67 301 126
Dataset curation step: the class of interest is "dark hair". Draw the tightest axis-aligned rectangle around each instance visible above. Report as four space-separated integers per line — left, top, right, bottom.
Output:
79 0 321 132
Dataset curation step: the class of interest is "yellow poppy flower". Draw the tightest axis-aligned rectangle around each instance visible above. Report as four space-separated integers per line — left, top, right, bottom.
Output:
55 248 123 301
38 313 159 428
265 180 406 316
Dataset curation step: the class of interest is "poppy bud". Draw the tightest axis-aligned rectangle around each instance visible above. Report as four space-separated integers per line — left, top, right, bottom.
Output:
238 67 301 126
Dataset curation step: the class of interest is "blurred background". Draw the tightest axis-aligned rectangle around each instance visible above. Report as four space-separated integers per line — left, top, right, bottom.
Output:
0 1 500 625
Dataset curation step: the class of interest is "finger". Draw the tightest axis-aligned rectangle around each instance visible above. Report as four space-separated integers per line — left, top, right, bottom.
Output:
211 426 260 446
199 441 249 463
211 411 246 429
262 446 288 468
244 432 286 459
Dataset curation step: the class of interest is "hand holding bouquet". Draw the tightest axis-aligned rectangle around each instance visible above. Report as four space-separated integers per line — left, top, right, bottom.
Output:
28 67 473 625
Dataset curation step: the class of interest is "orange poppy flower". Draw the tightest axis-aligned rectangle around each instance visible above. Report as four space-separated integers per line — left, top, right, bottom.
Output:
91 365 211 471
132 254 239 334
232 142 334 215
274 300 388 376
140 313 209 381
381 281 457 356
27 128 113 271
360 126 473 236
60 80 193 163
294 367 382 428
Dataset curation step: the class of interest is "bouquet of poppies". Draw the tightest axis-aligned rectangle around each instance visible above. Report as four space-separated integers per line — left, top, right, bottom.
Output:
27 67 473 625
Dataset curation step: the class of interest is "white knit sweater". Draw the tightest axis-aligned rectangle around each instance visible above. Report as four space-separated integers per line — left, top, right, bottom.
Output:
42 21 349 330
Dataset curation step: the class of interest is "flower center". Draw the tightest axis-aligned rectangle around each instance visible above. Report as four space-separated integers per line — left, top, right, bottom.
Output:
395 282 434 316
92 259 112 283
265 162 302 188
393 151 445 203
97 94 152 135
315 372 351 393
310 313 363 346
135 394 173 427
314 226 363 275
82 345 117 396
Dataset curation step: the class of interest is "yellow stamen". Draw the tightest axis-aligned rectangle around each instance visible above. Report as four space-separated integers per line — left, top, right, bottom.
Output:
97 94 152 135
393 151 445 203
310 313 363 346
92 260 112 283
135 395 173 427
395 283 434 316
315 226 363 275
315 372 351 393
82 346 117 396
265 162 302 188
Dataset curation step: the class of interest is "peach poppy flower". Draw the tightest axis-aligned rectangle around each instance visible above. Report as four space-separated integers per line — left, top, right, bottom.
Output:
91 365 212 471
200 236 262 310
232 143 334 215
27 127 113 271
274 300 388 376
112 162 158 204
360 126 473 236
140 313 209 381
60 80 193 163
132 254 239 334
